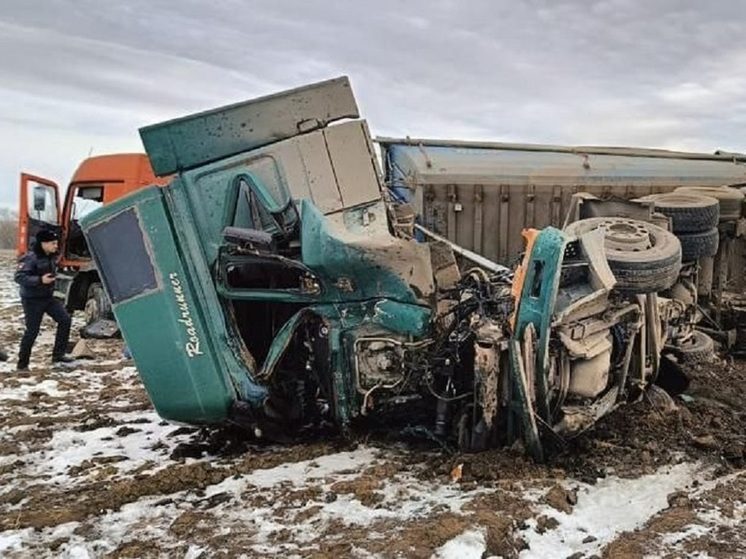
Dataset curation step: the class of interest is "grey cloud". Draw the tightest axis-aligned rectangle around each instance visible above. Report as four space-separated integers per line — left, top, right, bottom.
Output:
1 0 744 209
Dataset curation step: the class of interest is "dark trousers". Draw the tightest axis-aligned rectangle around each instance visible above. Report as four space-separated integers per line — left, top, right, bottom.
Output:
18 297 72 367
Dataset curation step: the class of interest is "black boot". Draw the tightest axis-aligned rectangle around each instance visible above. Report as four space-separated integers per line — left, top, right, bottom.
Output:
52 354 77 364
17 349 30 371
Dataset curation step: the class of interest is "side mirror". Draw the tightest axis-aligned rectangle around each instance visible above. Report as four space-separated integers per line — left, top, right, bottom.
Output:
33 186 47 212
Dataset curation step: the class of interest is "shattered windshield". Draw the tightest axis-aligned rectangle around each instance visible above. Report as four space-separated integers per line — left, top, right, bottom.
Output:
72 186 104 220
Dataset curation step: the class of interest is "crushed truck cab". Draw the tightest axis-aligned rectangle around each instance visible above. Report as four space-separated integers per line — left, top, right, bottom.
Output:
81 77 684 459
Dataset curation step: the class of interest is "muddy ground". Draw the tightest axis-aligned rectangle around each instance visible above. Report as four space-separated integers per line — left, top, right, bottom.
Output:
0 250 745 558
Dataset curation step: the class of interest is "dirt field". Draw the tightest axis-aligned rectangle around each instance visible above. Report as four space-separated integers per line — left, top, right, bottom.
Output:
1 250 745 558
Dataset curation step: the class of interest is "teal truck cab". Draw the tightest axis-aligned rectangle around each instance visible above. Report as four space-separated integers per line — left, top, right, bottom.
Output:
81 77 684 459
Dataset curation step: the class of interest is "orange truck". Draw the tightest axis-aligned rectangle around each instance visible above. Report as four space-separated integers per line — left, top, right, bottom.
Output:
17 153 168 337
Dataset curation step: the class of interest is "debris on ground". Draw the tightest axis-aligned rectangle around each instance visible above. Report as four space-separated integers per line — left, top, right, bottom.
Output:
1 250 745 557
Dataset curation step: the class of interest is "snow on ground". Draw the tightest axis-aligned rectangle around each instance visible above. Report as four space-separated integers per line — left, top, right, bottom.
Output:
1 251 745 557
0 378 66 400
3 411 187 485
0 443 497 556
433 529 487 559
0 257 18 309
519 462 704 558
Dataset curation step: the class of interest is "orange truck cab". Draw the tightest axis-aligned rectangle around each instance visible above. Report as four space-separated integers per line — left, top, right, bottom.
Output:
17 153 168 337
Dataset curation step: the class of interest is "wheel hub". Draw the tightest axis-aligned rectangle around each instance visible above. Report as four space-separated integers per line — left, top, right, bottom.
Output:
599 219 652 252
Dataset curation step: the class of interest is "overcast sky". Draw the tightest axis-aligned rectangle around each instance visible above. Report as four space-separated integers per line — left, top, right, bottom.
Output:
2 0 745 210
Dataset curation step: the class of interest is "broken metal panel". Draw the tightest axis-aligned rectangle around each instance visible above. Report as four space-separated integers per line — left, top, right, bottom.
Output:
554 286 610 325
177 122 376 266
264 120 380 213
178 119 383 266
141 76 359 177
473 320 505 429
509 339 543 461
555 386 620 435
429 241 462 290
301 200 435 304
513 227 570 422
566 194 670 231
553 230 617 325
324 120 382 209
579 228 617 292
288 131 344 213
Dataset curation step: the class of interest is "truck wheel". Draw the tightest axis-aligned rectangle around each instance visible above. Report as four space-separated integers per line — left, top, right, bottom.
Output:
678 227 719 261
674 186 745 222
564 217 681 294
669 331 715 363
84 283 111 326
637 193 719 233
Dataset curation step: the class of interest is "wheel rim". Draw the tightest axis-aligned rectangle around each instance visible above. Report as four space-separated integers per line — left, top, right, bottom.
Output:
598 219 653 253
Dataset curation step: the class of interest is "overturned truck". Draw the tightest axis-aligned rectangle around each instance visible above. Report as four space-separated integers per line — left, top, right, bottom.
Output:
81 77 732 459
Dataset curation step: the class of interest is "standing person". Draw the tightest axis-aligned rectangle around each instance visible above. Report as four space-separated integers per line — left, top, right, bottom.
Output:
14 229 74 370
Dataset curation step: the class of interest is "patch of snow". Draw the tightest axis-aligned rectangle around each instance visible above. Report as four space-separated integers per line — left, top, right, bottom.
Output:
0 528 34 554
184 546 207 559
60 544 95 558
432 529 487 559
658 523 710 546
0 445 493 556
519 462 704 558
0 411 187 483
242 447 379 488
0 379 65 400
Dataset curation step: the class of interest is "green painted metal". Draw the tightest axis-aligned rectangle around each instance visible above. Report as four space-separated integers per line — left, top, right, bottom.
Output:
511 227 569 456
82 78 438 431
140 77 359 177
508 340 543 462
258 300 432 424
81 185 268 424
318 301 430 424
300 200 422 305
81 176 432 427
366 299 431 337
159 178 270 402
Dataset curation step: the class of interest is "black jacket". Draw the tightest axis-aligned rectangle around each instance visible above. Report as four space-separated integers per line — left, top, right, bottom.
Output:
14 244 57 299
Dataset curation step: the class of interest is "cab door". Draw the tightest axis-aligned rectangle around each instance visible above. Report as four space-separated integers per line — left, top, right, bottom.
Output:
17 173 61 255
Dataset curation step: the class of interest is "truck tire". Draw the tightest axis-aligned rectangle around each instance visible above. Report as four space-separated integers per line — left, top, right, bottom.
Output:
678 227 719 261
674 186 745 222
669 330 715 363
564 217 681 294
84 283 111 326
636 193 719 233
